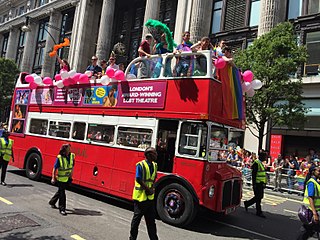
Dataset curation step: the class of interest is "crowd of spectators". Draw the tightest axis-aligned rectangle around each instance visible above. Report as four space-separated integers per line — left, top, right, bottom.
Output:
226 146 320 193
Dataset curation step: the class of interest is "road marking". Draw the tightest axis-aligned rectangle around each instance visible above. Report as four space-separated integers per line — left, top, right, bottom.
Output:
0 197 13 205
71 234 86 240
284 209 297 214
212 219 281 240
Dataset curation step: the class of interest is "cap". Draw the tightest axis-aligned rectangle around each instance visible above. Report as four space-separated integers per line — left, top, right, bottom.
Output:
145 33 153 39
145 147 157 154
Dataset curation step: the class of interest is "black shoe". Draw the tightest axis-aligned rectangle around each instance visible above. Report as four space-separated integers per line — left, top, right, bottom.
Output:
1 182 7 186
244 202 248 212
256 213 266 218
60 210 67 216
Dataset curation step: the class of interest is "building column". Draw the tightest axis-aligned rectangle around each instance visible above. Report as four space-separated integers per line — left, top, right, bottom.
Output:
5 27 19 60
258 0 286 36
142 0 161 38
20 23 38 73
174 0 192 44
69 0 93 72
96 0 116 61
189 0 213 43
41 10 62 77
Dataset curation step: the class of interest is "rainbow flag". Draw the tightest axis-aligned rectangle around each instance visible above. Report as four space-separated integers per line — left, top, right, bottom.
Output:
217 65 243 120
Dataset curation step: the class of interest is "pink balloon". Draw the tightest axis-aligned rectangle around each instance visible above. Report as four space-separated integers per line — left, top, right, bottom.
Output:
29 82 38 90
68 77 76 85
114 70 125 81
242 70 254 82
73 73 81 82
79 74 89 83
214 58 226 69
63 78 71 86
106 67 115 78
55 74 62 81
43 77 53 85
25 75 34 83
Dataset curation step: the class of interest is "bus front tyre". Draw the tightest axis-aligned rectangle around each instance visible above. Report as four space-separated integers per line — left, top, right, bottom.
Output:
25 153 42 181
156 183 197 227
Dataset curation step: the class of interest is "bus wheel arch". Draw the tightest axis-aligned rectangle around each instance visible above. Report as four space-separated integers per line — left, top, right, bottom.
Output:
24 149 42 181
155 176 198 226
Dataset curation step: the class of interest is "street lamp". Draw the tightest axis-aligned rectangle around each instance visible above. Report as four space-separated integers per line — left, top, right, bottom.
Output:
21 16 63 45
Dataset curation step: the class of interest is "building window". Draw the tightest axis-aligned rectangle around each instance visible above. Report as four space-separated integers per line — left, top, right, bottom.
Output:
16 31 26 67
1 33 9 58
305 31 320 75
37 0 49 7
55 8 75 74
249 0 260 26
308 0 320 14
19 6 25 16
33 19 49 73
287 0 302 19
211 0 223 34
224 0 246 31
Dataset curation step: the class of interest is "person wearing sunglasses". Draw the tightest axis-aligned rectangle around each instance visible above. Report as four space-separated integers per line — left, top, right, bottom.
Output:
86 56 103 78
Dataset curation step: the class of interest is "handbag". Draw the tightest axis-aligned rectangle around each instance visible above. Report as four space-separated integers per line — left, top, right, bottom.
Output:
298 205 313 225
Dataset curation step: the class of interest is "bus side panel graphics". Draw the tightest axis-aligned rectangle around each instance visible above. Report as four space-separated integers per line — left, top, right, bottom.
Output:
11 89 30 135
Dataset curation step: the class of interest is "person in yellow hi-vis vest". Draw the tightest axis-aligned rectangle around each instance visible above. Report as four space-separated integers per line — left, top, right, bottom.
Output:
129 147 159 240
49 144 75 216
0 131 14 186
244 150 267 218
297 166 320 240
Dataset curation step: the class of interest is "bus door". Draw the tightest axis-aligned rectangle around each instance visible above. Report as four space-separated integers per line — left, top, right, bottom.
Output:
156 120 179 173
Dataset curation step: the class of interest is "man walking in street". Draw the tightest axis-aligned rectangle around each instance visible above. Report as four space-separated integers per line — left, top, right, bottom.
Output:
0 130 14 186
244 150 267 218
129 147 158 240
49 144 75 216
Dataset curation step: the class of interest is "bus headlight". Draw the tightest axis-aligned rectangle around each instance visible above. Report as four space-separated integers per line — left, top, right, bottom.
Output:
209 185 215 198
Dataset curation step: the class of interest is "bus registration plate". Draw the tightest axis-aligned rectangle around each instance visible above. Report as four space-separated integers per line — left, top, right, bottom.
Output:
225 207 235 215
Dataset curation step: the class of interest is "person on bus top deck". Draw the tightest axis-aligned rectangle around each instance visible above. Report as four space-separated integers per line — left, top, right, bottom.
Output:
297 165 320 240
49 143 75 216
174 31 193 77
129 147 159 240
0 130 14 186
244 150 267 218
137 34 153 79
86 56 103 78
221 46 235 67
56 55 70 73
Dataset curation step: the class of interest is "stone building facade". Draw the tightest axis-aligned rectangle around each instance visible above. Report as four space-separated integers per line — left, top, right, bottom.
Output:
0 0 320 156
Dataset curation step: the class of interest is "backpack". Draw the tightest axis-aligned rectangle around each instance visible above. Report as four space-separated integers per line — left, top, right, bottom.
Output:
298 205 313 225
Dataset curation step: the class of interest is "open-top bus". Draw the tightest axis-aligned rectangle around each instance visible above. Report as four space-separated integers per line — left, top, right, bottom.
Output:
9 50 244 226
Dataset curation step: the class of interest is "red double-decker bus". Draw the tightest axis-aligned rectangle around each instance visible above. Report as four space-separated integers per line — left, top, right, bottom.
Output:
9 51 244 226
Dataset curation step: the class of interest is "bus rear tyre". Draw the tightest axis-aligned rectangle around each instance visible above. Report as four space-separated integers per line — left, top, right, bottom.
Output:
157 183 197 227
25 153 42 181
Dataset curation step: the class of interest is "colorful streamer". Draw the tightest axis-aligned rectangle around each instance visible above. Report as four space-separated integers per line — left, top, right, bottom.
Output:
49 38 70 57
217 64 243 120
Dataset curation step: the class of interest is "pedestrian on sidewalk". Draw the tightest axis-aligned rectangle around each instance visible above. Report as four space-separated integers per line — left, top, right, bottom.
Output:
49 144 75 216
297 165 320 240
273 154 284 192
129 147 159 240
0 131 14 186
244 150 267 218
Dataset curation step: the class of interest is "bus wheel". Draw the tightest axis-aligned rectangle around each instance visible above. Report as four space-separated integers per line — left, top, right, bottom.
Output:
157 183 197 226
25 153 42 181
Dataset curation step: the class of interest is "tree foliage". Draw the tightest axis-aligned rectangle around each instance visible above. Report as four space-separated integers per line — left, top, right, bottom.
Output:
234 22 308 150
0 58 19 122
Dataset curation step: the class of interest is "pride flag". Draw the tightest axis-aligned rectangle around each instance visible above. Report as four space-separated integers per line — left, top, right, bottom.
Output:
217 64 243 120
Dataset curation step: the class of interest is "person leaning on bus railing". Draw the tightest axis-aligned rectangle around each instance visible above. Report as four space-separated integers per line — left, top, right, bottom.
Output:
244 151 267 218
49 144 75 216
0 131 14 186
129 147 159 240
297 165 320 240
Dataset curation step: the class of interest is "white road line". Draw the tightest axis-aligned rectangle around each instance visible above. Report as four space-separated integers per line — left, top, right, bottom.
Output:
71 234 86 240
284 209 297 214
212 219 281 240
0 196 13 205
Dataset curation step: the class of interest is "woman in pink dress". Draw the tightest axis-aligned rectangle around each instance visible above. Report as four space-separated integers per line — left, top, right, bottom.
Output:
56 55 70 73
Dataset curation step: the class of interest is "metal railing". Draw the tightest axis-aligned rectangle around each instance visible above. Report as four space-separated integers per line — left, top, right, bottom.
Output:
241 167 305 194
